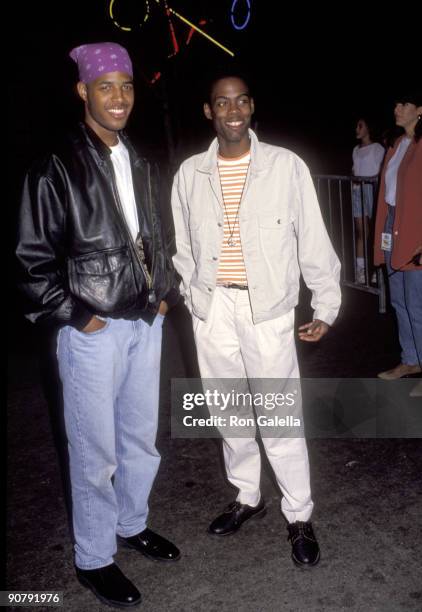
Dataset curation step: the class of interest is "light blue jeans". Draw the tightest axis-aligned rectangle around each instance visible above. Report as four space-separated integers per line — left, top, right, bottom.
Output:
352 181 375 218
385 206 422 366
57 316 164 569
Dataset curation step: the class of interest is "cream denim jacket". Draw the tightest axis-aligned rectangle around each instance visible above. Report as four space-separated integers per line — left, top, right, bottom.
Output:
171 130 341 325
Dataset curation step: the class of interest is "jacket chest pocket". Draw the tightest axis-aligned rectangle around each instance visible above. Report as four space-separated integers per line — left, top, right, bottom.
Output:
68 246 137 313
189 212 207 231
188 214 209 250
258 214 294 255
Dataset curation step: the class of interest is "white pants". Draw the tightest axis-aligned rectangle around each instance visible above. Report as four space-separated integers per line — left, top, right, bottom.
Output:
192 287 313 523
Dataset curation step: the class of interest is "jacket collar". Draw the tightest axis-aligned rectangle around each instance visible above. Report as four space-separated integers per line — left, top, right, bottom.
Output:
387 133 416 156
197 129 270 175
76 122 112 160
76 122 146 167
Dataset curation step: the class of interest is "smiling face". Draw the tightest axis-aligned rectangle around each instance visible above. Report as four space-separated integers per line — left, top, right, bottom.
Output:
204 76 254 157
77 71 134 146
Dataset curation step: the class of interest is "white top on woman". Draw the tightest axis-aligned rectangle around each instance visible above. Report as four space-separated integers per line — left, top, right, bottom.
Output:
352 142 385 176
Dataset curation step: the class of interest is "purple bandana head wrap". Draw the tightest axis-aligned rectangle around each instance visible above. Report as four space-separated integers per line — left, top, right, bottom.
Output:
69 42 133 84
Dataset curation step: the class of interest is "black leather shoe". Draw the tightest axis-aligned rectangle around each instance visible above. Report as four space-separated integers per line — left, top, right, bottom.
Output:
287 521 320 567
76 563 141 608
119 528 181 562
208 499 266 536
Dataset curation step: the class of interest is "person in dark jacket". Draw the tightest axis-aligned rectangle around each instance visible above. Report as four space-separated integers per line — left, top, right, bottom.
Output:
16 42 180 608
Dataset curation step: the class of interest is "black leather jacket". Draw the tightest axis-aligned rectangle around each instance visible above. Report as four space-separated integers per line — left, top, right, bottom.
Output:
16 123 179 329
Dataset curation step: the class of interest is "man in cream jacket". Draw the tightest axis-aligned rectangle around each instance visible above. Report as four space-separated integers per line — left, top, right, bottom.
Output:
171 74 341 567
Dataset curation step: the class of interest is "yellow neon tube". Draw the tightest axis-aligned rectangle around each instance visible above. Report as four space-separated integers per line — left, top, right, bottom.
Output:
109 0 150 32
168 7 234 57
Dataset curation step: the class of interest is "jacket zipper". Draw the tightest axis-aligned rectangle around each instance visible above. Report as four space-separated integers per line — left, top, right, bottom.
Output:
146 164 156 283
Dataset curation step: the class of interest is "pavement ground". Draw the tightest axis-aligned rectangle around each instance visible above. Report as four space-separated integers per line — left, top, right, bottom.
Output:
6 287 422 612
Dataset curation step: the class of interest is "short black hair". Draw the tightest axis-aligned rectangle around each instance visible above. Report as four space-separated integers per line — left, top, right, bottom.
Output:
394 91 422 106
202 65 254 104
394 91 422 142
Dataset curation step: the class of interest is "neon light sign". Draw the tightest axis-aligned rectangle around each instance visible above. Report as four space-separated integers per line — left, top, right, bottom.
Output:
109 0 234 57
230 0 251 31
109 0 151 31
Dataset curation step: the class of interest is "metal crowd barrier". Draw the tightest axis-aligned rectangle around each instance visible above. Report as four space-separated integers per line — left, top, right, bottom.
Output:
312 175 386 313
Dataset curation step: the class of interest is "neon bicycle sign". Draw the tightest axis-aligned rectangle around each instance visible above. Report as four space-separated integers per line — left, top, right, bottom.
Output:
109 0 235 57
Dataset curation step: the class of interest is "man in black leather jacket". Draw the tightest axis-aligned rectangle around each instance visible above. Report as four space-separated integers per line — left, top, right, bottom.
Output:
16 42 180 608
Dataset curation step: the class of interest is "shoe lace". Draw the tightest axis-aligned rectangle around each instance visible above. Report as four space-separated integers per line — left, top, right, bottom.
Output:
287 521 313 542
226 501 242 513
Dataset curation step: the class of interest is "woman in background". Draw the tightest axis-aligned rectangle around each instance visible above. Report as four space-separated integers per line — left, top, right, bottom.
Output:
374 92 422 380
352 117 384 284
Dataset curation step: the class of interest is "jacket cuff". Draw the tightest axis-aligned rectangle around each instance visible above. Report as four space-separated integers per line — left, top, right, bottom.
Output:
62 296 93 331
162 287 180 310
313 308 338 327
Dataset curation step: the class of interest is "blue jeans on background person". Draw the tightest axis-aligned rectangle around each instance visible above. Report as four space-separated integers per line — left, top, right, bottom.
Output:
352 181 375 218
57 315 164 570
385 206 422 366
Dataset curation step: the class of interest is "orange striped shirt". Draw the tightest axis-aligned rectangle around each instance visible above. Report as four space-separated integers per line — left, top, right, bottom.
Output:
216 151 250 285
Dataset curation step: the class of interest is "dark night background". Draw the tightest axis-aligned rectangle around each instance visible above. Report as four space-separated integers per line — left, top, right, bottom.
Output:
10 0 421 174
9 1 420 300
7 0 421 362
5 2 421 600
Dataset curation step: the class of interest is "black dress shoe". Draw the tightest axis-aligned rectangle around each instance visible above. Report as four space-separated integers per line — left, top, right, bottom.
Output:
76 563 141 608
208 499 266 536
287 521 320 567
119 528 181 562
